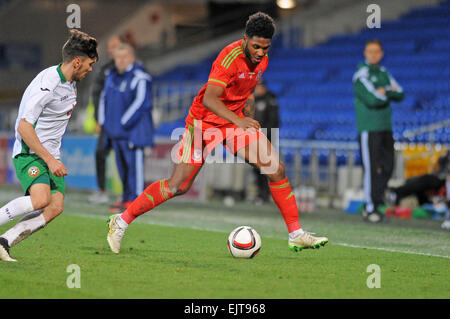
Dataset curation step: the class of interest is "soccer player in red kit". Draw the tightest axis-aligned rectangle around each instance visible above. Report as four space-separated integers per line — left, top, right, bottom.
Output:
107 12 328 254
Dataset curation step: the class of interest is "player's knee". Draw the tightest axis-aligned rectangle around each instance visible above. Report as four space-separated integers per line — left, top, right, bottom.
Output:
31 192 51 210
173 183 192 196
263 160 285 180
167 179 192 196
54 203 64 215
45 203 64 223
265 161 285 182
277 161 286 178
177 182 193 196
167 179 184 196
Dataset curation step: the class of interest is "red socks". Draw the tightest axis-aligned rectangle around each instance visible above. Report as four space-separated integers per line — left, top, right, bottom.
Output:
268 178 301 233
121 177 301 234
121 179 174 224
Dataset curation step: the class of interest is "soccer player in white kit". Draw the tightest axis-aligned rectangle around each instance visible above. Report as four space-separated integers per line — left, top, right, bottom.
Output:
0 30 98 261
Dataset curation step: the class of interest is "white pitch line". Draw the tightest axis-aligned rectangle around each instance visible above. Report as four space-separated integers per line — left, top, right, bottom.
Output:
333 242 450 259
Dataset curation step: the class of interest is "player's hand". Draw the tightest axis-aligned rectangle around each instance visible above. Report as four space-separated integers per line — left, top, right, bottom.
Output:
390 84 399 91
376 87 386 95
235 117 261 132
47 158 68 177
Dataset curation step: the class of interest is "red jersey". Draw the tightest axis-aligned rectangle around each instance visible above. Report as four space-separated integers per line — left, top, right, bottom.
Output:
187 39 269 127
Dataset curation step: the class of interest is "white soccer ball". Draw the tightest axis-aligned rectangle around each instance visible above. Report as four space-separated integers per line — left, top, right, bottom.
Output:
227 226 261 258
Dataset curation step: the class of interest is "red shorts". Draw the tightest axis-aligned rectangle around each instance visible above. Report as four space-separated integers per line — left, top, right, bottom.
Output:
175 118 263 166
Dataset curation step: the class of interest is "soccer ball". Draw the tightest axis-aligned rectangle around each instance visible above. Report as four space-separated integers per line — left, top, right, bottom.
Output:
227 226 261 258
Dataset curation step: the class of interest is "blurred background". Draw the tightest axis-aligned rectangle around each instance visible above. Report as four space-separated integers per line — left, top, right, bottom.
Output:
0 0 448 222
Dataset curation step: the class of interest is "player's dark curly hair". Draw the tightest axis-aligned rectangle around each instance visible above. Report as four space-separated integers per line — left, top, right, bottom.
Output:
245 12 275 39
62 29 98 62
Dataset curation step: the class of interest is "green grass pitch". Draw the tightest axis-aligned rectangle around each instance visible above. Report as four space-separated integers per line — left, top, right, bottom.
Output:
0 186 449 299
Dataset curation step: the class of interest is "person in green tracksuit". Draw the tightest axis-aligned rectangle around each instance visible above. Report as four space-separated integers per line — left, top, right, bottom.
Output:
352 39 404 223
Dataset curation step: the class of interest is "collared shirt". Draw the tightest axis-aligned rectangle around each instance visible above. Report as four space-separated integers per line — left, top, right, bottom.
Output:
13 63 77 159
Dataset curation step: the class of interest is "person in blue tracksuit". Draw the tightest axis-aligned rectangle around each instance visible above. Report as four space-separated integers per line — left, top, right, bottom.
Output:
99 43 154 211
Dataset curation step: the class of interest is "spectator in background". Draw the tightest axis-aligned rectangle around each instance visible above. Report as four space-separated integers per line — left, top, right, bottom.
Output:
387 151 449 207
99 43 154 213
252 78 280 204
88 35 123 204
387 151 449 230
352 39 404 223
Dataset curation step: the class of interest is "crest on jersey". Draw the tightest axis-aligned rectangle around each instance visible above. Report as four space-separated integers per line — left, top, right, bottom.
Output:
28 166 40 178
193 149 202 162
256 70 262 80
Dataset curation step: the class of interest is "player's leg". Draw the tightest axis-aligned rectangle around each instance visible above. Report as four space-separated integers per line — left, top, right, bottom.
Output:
118 140 134 207
361 131 387 222
0 185 62 262
0 156 52 227
107 121 207 254
0 169 65 261
107 162 202 254
109 139 129 212
96 130 108 193
118 121 205 224
131 147 145 201
1 192 63 248
235 132 328 251
0 192 40 227
117 162 202 224
89 130 110 203
122 145 145 208
236 133 298 228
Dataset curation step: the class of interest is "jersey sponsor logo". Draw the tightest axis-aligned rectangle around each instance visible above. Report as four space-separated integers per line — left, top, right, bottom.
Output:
60 95 68 101
28 166 40 178
248 72 256 79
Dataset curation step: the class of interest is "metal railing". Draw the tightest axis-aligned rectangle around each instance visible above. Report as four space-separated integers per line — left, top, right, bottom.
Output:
402 118 450 143
280 139 360 207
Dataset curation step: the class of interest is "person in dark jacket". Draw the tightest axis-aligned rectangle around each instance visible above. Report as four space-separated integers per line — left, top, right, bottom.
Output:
387 151 449 206
352 39 404 223
99 43 154 212
88 35 123 204
252 78 280 204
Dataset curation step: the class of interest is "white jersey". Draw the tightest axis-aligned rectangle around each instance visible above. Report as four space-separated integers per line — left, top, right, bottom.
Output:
13 64 77 159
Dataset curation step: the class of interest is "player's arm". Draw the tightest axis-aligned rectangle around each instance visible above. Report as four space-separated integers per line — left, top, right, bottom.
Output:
353 77 389 109
17 119 67 177
242 92 255 118
385 72 404 102
203 85 260 131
